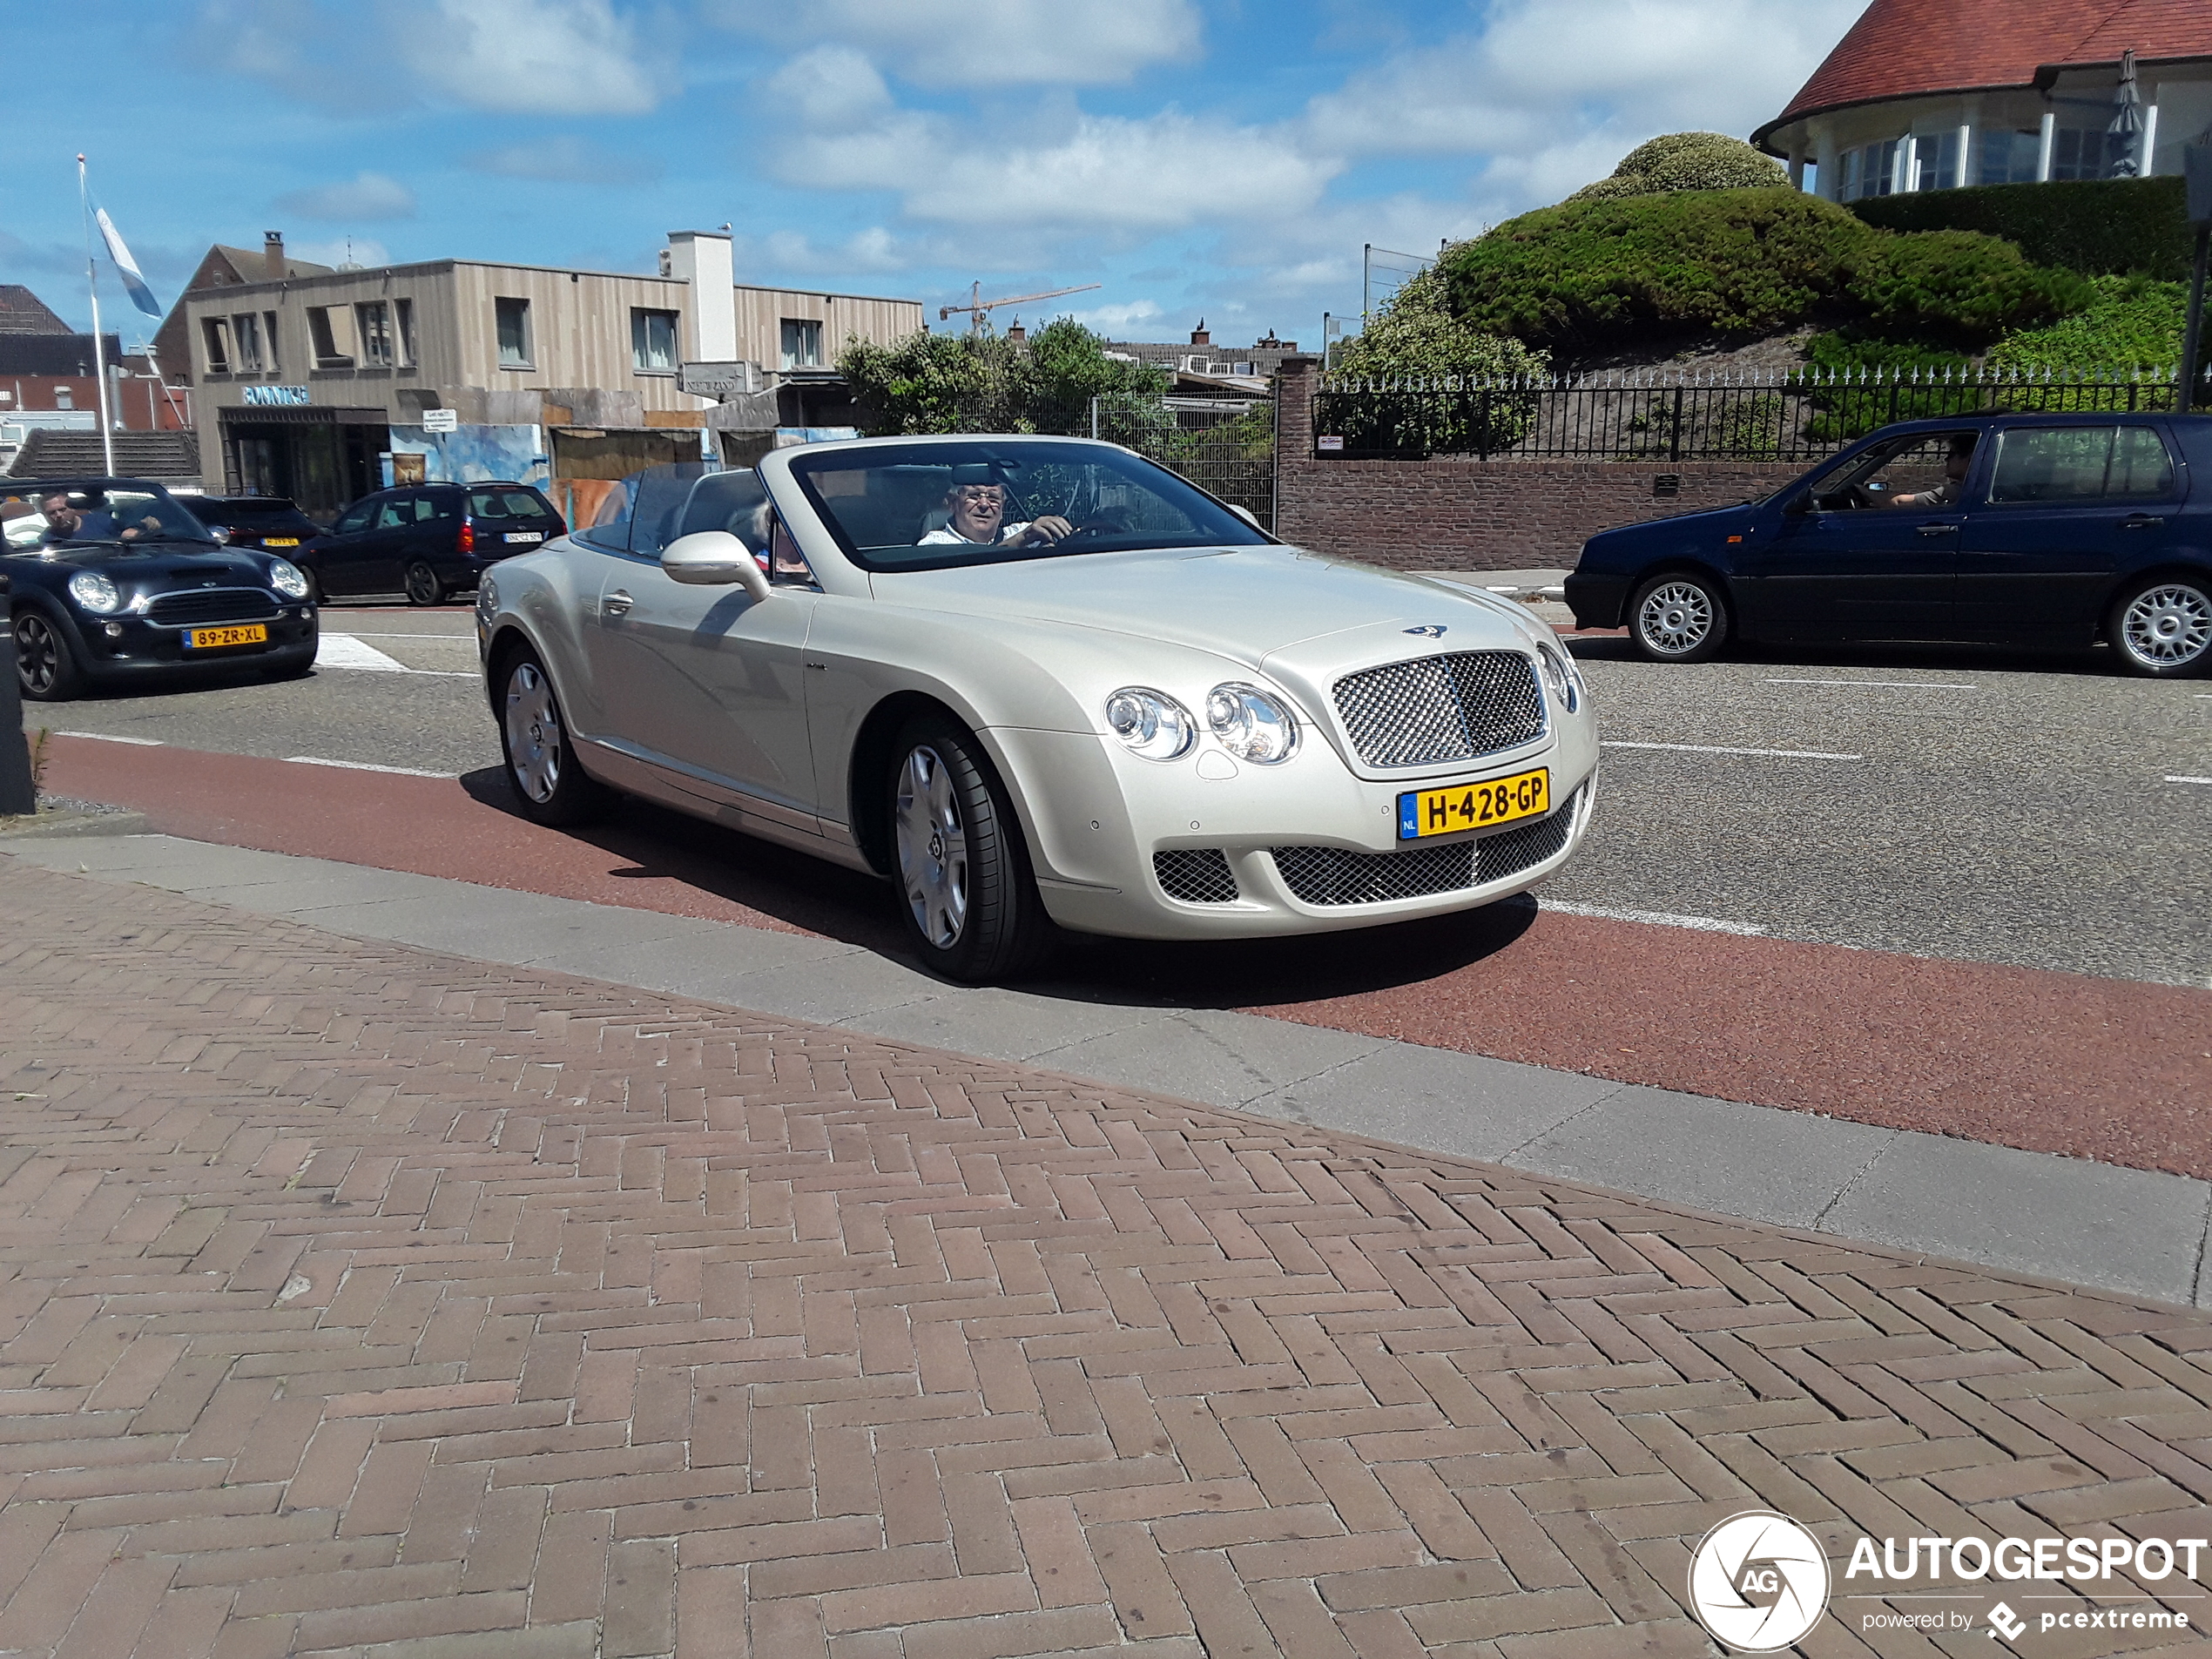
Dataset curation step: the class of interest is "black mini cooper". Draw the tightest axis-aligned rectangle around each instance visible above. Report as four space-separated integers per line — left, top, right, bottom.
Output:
3 476 320 700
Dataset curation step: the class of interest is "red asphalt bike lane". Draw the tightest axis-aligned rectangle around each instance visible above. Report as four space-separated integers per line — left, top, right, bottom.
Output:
37 732 2212 1182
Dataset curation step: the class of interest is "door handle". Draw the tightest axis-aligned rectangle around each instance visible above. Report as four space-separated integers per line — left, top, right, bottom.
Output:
1916 522 1959 536
602 589 632 616
2121 515 2165 529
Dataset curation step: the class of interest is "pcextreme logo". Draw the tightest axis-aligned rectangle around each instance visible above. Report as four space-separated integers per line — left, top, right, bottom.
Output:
1687 1513 2208 1650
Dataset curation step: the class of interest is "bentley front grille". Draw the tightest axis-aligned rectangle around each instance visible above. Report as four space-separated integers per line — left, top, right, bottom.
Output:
1332 650 1545 769
1153 848 1240 905
1270 792 1577 907
147 589 280 627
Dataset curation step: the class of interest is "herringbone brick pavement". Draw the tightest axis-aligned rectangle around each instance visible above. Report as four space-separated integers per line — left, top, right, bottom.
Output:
0 857 2207 1659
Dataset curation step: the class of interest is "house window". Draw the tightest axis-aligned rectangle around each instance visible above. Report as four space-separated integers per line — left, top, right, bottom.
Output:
496 297 533 368
779 318 823 370
631 307 679 373
355 301 394 368
233 313 264 374
54 387 74 409
2049 127 2134 181
1912 131 1959 192
394 299 415 368
202 316 233 374
307 307 354 369
262 310 281 374
1835 138 1901 202
1978 130 2042 186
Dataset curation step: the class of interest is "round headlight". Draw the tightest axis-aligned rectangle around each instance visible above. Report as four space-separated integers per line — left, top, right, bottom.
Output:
1536 641 1581 714
267 557 310 600
1104 687 1197 761
478 573 499 613
67 571 122 614
1205 682 1298 764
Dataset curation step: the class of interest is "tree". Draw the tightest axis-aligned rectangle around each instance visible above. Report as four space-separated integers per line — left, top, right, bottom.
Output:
837 319 1167 435
1325 266 1550 457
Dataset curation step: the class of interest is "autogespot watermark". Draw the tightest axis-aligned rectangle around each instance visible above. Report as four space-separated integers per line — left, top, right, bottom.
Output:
1686 1511 2206 1650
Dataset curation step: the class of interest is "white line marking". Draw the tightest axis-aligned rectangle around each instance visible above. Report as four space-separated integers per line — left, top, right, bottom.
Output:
1542 900 1770 936
51 731 163 745
282 756 457 779
323 631 478 641
2167 775 2212 786
1601 740 1864 760
1763 678 1976 691
316 634 412 672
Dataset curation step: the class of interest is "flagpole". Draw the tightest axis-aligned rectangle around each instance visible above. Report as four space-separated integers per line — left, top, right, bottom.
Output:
78 154 117 474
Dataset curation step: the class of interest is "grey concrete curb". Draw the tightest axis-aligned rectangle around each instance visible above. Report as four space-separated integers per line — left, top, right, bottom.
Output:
0 807 152 840
7 831 2205 1310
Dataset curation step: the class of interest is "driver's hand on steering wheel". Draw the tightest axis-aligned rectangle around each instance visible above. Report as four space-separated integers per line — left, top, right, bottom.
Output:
1011 514 1074 547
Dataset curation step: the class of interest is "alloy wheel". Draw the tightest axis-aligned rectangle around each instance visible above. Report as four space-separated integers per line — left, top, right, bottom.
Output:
503 661 564 803
405 563 442 606
894 744 968 948
1637 582 1715 657
14 615 61 696
2120 583 2211 671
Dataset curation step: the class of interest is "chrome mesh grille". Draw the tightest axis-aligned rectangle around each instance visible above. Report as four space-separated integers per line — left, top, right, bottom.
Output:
1153 849 1239 905
147 589 280 626
1332 651 1545 768
1271 792 1576 907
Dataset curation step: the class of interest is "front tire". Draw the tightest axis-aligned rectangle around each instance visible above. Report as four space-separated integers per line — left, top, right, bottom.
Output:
498 648 606 826
13 610 83 701
405 561 446 607
2107 576 2211 678
1629 571 1730 664
888 715 1051 983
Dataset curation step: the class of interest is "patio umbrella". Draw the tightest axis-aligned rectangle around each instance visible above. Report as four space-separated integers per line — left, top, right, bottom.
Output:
2108 50 2144 176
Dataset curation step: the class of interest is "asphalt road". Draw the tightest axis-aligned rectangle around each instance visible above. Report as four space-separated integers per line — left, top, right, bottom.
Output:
25 600 2212 988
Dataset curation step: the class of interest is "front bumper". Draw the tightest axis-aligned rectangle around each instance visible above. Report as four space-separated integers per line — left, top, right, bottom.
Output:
1562 570 1627 631
64 604 320 681
989 718 1599 941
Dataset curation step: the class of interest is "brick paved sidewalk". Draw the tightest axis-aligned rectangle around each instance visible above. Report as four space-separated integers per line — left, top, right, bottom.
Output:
1 859 2208 1659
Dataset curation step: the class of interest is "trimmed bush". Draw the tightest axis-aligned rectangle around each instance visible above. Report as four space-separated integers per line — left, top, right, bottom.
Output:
1850 176 2192 280
1443 186 2093 354
1570 132 1787 200
1985 274 2188 375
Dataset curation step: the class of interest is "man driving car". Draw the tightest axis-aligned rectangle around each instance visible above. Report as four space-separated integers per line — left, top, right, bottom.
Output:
37 489 159 544
1885 433 1977 509
917 468 1073 548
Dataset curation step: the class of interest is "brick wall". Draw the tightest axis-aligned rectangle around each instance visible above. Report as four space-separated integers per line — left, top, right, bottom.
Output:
1273 358 1806 572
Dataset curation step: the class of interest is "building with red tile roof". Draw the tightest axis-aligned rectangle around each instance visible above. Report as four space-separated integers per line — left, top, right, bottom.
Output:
1754 0 2210 202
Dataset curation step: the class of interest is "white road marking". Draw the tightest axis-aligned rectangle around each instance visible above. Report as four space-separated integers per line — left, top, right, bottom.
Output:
51 731 163 745
2167 776 2212 786
1602 740 1864 760
1763 678 1976 691
282 756 456 779
1542 900 1769 936
316 633 475 677
324 631 477 641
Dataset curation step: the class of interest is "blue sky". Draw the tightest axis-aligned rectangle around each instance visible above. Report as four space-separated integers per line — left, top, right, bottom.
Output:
2 0 1865 351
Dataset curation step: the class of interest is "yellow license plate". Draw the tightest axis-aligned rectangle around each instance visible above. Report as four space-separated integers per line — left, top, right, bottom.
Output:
185 624 267 650
263 536 299 547
1399 766 1549 840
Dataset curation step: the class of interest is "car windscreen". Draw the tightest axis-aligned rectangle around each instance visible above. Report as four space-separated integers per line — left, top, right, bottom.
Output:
784 441 1271 572
1 484 215 550
467 486 561 523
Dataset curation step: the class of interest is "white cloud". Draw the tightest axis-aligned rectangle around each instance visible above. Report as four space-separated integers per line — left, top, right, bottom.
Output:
765 45 894 126
274 172 418 220
287 236 394 268
714 0 1199 88
1069 299 1164 334
393 0 658 114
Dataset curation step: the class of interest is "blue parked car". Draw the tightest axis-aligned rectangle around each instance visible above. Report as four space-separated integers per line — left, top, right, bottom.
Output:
1564 412 2212 677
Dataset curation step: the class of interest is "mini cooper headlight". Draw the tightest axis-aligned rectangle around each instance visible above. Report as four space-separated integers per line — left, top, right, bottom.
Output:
267 557 310 601
1536 641 1581 714
1104 687 1197 761
67 571 122 614
1206 682 1298 764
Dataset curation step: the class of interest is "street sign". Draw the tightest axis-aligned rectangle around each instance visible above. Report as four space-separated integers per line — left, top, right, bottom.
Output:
678 361 764 399
240 385 310 408
421 408 458 433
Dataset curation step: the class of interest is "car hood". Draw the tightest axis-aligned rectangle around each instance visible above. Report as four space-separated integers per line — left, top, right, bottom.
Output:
1579 501 1759 565
866 545 1544 671
12 543 273 585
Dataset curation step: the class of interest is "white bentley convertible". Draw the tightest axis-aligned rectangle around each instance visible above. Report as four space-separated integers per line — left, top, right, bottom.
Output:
477 436 1596 981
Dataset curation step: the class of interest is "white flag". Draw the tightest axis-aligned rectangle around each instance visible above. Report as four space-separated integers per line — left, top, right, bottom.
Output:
94 205 162 318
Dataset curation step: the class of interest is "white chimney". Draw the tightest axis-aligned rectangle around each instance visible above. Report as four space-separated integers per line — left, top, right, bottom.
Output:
664 231 737 364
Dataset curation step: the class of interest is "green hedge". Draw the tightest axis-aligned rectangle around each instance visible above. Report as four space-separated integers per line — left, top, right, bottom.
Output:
1849 177 2191 280
1442 187 2093 354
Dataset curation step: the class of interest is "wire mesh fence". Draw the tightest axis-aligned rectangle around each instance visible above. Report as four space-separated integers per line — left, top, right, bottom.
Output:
1310 365 2205 463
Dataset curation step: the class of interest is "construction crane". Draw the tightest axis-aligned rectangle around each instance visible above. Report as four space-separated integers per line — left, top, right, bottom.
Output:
939 280 1101 335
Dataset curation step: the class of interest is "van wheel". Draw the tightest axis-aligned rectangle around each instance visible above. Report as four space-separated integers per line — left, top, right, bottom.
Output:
1629 572 1730 663
887 714 1053 983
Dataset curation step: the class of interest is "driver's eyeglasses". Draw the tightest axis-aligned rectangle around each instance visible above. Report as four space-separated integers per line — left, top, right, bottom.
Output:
954 489 1004 506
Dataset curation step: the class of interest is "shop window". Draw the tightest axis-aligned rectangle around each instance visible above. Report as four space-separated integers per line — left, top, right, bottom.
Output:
233 313 264 374
307 307 354 369
202 316 233 374
355 301 394 368
496 297 533 368
632 307 679 374
394 299 415 368
780 317 822 370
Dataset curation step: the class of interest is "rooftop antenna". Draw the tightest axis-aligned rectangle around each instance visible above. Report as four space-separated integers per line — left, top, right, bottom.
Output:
940 280 1101 335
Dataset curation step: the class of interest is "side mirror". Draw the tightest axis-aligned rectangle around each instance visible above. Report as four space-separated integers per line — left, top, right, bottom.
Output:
662 529 772 602
1783 493 1812 517
208 525 232 544
1229 503 1260 529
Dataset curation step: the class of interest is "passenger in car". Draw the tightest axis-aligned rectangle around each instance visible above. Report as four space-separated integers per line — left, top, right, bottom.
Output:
1886 433 1977 509
917 476 1073 549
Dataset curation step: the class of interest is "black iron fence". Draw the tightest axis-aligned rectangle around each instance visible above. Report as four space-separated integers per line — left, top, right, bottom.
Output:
1311 366 2205 462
